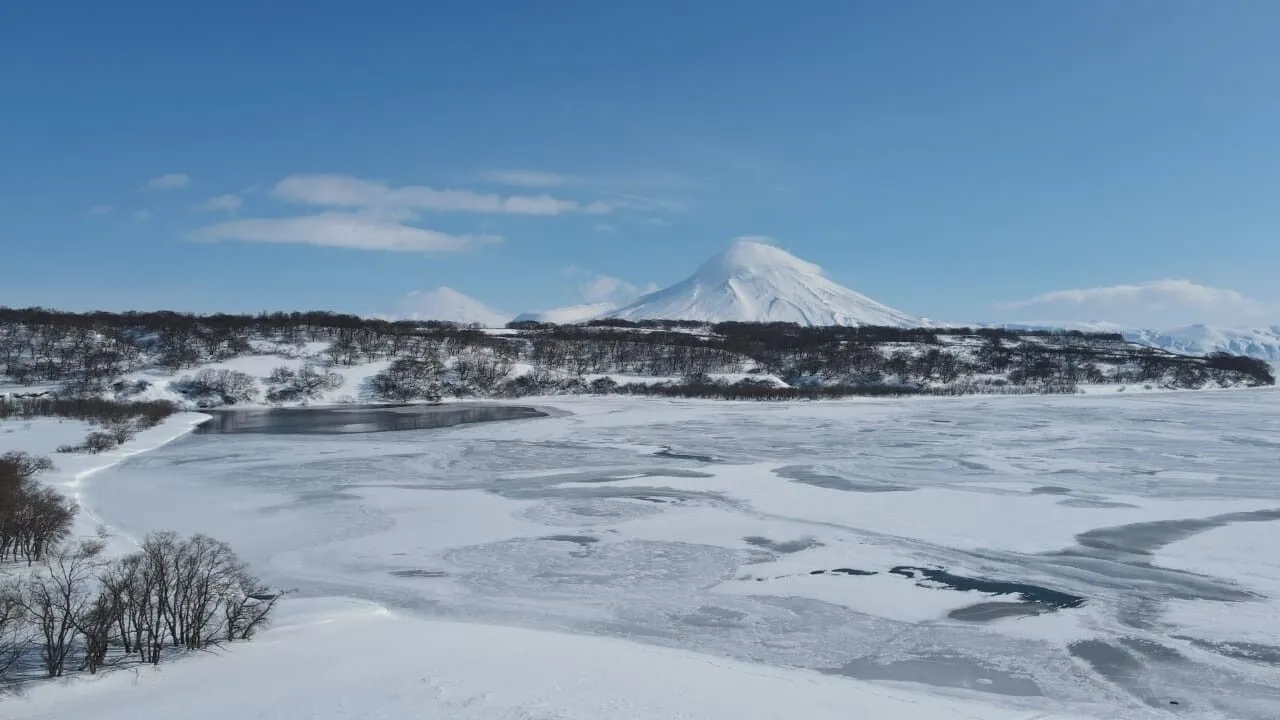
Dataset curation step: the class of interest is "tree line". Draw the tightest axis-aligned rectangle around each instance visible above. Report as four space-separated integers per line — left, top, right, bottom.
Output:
2 306 1272 402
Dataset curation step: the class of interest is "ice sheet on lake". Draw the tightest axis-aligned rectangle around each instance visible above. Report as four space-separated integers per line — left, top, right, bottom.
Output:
82 391 1280 718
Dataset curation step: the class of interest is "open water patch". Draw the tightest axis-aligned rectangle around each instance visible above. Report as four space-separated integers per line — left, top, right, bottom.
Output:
653 447 718 463
195 403 547 435
743 536 822 554
889 566 1085 608
390 569 448 578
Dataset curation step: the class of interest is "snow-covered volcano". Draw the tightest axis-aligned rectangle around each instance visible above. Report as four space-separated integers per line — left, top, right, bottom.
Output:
607 239 922 327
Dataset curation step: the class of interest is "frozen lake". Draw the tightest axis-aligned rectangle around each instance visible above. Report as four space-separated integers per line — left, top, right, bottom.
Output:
85 391 1280 718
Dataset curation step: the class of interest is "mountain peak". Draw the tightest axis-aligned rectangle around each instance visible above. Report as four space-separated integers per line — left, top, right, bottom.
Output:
608 239 923 327
393 287 510 326
700 238 820 279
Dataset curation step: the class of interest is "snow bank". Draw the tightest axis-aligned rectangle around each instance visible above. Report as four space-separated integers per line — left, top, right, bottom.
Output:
5 597 1105 720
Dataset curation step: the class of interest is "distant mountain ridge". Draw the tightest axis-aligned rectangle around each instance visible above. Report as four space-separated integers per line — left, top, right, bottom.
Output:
512 302 618 325
393 287 509 327
994 322 1280 363
1126 325 1280 362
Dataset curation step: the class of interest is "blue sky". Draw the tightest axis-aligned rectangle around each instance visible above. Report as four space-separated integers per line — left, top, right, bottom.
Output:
3 1 1279 327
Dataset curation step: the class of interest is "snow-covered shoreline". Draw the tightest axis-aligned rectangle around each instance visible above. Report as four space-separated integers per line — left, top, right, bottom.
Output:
0 411 209 555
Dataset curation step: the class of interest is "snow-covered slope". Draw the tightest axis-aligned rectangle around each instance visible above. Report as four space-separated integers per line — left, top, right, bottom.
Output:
512 302 617 325
996 320 1280 362
1126 325 1280 362
393 287 509 326
608 239 923 327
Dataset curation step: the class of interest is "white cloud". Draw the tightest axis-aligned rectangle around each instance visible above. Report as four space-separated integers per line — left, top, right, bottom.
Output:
146 173 191 190
88 205 115 216
561 264 651 304
608 192 689 213
132 209 151 223
197 194 243 213
478 169 575 188
193 212 500 253
593 223 617 233
579 274 640 304
997 279 1278 328
272 173 612 216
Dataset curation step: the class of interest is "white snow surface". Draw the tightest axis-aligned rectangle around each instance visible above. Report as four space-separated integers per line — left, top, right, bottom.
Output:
7 390 1280 718
512 301 617 325
392 286 510 326
7 598 1099 720
608 239 924 327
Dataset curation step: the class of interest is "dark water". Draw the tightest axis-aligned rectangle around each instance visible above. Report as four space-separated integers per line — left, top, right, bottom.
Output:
194 403 547 435
888 566 1086 608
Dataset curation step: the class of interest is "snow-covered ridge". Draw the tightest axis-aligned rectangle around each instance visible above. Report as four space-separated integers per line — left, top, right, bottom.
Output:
996 321 1280 363
513 302 618 325
1126 325 1280 362
392 287 510 327
608 239 923 327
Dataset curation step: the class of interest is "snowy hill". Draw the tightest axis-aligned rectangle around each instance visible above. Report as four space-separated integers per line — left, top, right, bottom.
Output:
513 302 617 325
1127 325 1280 362
392 287 509 327
996 321 1280 363
608 239 923 327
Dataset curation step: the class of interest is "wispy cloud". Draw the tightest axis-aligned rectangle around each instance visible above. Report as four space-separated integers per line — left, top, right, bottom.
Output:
272 174 612 216
579 274 638 304
477 169 576 188
997 279 1278 328
132 209 151 223
88 205 115 216
196 193 243 213
561 264 652 304
146 173 191 190
193 212 499 253
607 192 689 213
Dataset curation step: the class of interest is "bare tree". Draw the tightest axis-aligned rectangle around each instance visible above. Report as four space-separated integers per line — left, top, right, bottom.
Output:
0 578 29 680
221 567 280 642
168 534 239 649
18 540 104 677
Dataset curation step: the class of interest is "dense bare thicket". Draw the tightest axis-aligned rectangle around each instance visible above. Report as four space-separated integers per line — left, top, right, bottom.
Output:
0 396 175 425
264 365 344 404
1 307 1272 404
0 453 74 565
170 368 259 407
369 355 445 402
5 534 277 680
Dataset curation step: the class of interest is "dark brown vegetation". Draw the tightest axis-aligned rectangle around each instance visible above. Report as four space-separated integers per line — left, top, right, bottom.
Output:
1 307 1272 404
